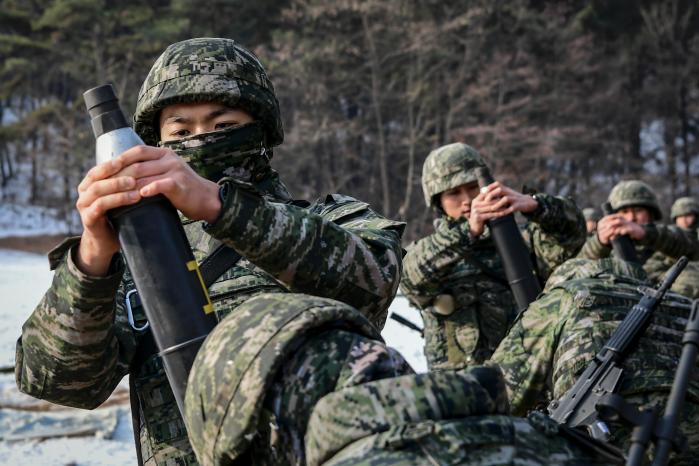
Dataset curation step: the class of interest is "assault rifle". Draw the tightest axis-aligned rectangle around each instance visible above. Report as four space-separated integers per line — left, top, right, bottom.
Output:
474 167 542 311
594 298 699 466
602 202 639 264
548 256 688 442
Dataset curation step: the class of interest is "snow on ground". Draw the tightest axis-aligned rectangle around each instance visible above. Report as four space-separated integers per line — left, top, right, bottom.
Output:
0 249 136 465
0 248 426 465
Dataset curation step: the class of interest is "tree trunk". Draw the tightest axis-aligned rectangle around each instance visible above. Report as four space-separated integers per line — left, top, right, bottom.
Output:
362 12 390 215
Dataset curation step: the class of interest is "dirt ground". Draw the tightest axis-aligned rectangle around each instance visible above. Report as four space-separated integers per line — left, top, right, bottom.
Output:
0 234 69 255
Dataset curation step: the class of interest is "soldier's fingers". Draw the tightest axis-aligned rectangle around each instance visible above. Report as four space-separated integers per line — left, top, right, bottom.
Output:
139 177 178 198
491 196 511 211
78 159 124 193
117 157 175 180
77 176 136 209
484 187 504 202
81 190 141 226
116 145 169 166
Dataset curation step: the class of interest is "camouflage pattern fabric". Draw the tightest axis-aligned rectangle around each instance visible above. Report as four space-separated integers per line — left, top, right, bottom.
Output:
607 180 662 220
420 143 486 208
401 193 586 370
670 196 699 221
490 257 699 465
577 222 699 283
134 38 283 147
307 367 618 466
183 293 394 465
15 170 404 465
160 121 270 183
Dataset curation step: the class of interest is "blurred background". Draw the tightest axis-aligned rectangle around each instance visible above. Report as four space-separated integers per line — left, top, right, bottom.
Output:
1 0 698 464
1 0 698 242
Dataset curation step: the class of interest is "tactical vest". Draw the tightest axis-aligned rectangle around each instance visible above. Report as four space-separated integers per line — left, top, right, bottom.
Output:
419 222 523 369
548 277 697 402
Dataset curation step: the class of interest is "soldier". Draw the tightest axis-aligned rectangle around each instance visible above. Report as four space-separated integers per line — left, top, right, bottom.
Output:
671 196 699 232
490 257 699 465
183 293 621 465
582 207 601 235
579 181 699 301
664 196 699 299
15 38 404 465
401 143 586 370
579 180 699 283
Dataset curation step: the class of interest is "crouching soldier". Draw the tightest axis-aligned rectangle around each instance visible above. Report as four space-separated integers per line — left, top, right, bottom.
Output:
490 257 699 465
186 293 623 465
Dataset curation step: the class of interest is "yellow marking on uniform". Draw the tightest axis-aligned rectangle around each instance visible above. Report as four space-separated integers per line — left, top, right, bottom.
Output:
187 260 214 314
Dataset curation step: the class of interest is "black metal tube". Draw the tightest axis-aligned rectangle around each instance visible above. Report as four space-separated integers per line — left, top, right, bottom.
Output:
83 84 217 416
474 167 542 311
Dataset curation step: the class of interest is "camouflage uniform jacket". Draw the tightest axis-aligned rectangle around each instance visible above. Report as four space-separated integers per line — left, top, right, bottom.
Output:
15 172 404 466
490 258 699 464
643 226 699 299
577 222 699 283
401 193 585 370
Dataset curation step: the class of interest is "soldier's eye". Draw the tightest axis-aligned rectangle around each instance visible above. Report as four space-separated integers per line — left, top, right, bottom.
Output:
172 129 190 137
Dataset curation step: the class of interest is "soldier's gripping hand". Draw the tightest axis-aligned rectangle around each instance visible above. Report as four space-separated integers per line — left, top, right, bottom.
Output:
116 145 221 224
469 181 539 237
596 214 645 246
76 157 142 276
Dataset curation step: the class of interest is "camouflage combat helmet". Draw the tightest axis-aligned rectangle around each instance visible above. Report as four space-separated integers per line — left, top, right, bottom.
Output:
608 180 661 221
184 293 380 465
671 196 699 220
421 143 487 208
134 37 283 147
582 207 600 222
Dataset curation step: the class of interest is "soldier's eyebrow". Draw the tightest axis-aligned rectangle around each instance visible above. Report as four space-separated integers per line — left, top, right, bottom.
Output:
162 114 189 124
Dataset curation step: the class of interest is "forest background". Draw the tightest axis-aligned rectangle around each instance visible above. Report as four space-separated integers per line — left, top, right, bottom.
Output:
1 0 698 242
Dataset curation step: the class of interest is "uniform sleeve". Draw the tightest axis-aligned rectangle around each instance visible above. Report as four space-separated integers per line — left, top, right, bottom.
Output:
399 218 473 308
640 223 699 260
577 233 612 260
488 289 570 416
205 182 405 328
15 238 134 409
523 194 587 280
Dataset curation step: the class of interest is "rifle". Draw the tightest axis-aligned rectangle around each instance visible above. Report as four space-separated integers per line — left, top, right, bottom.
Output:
593 298 699 466
474 167 542 311
548 256 689 442
602 202 639 263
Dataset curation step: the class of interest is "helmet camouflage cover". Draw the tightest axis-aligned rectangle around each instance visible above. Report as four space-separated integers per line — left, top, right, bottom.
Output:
608 180 661 221
133 37 283 147
421 143 486 208
671 196 699 220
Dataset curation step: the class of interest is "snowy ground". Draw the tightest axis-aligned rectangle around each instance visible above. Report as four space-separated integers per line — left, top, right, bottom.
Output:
0 248 425 465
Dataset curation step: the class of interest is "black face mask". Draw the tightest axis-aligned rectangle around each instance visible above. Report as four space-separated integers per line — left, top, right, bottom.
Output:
159 122 270 183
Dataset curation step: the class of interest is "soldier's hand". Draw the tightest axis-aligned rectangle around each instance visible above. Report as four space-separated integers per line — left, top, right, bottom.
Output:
597 214 644 245
76 157 142 276
116 145 221 224
470 182 538 237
